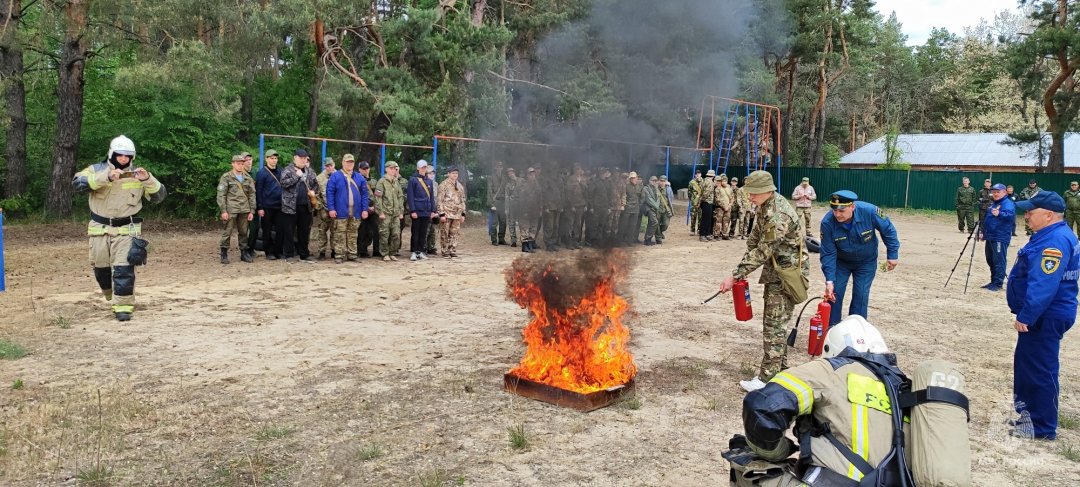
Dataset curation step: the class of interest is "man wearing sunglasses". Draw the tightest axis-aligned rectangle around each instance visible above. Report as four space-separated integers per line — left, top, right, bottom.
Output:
819 190 900 326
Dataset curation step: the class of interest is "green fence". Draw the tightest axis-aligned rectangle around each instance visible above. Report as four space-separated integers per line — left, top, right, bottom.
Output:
760 167 1079 211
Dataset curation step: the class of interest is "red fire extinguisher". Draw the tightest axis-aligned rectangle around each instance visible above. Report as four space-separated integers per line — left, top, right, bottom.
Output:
733 279 753 322
807 300 832 357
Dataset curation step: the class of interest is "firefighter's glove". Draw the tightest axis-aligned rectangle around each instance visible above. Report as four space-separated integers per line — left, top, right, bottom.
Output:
128 237 150 266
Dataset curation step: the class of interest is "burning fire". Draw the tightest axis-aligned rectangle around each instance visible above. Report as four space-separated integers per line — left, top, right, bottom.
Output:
505 250 637 394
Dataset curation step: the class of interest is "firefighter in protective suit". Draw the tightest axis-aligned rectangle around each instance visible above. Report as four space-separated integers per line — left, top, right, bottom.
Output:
725 316 917 487
72 135 166 321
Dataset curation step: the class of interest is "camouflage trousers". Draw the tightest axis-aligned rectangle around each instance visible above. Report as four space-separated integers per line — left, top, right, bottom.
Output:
690 200 700 233
426 218 437 252
956 208 976 234
519 217 540 242
313 210 335 255
332 217 360 259
439 218 463 254
508 219 519 244
378 216 403 256
760 283 794 380
738 211 753 237
608 209 623 239
797 207 813 237
1068 211 1080 236
714 206 731 237
585 209 608 243
219 214 250 250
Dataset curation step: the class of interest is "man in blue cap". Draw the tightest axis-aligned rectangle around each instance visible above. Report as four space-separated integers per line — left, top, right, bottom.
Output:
981 183 1015 291
1006 190 1078 440
819 190 900 325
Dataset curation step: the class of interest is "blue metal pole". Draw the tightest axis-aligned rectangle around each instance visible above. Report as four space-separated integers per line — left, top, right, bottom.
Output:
753 106 760 169
709 149 715 173
432 136 439 173
0 209 5 292
664 146 670 180
380 144 387 177
321 139 328 164
744 104 751 171
258 134 265 172
777 153 783 193
719 105 734 168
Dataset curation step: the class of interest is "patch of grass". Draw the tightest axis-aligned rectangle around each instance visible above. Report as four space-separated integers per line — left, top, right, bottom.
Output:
738 363 756 377
417 468 450 487
618 396 643 411
1060 414 1079 431
507 424 529 450
704 397 721 411
11 378 24 390
1060 443 1080 463
356 443 385 461
253 425 297 442
52 314 72 329
0 339 27 360
75 465 113 486
454 475 466 485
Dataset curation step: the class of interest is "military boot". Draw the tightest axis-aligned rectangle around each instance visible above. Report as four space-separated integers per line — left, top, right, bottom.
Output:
220 248 230 264
241 249 254 263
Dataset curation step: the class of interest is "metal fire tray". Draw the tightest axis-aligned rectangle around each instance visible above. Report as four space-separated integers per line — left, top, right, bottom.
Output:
503 373 635 412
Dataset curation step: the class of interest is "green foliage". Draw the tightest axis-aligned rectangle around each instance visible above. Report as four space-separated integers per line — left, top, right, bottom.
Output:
507 424 529 450
11 378 24 390
821 144 841 168
0 340 27 360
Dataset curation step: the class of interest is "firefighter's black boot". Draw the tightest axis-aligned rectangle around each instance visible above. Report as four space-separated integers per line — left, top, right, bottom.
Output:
241 249 254 263
220 248 229 264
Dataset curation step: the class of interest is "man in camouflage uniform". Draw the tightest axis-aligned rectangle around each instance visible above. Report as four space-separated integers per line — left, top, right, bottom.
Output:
487 160 509 245
1019 179 1042 236
437 166 467 257
425 170 439 255
505 167 520 247
72 135 166 321
955 176 978 234
790 177 816 238
326 154 369 263
641 175 661 245
217 154 257 264
717 170 808 391
517 167 543 252
1065 181 1080 236
313 157 336 259
586 167 613 246
375 161 404 261
728 176 743 238
977 178 993 238
610 172 627 240
657 175 673 242
688 171 703 235
713 174 734 240
542 166 565 251
563 166 588 249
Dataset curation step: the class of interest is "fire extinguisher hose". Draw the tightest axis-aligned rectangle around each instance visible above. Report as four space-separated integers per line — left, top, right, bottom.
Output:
786 296 823 347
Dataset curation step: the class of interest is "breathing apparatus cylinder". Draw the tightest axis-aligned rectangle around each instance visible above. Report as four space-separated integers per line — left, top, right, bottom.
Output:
905 360 972 487
733 279 753 322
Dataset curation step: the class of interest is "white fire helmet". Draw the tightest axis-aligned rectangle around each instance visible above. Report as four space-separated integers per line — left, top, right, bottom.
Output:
108 135 136 160
821 315 889 358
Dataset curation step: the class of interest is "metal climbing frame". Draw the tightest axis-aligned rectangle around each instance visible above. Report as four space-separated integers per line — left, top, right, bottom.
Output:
696 96 783 190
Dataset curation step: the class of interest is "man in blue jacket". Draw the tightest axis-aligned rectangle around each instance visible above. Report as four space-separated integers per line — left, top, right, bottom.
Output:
255 149 284 259
1007 191 1079 440
326 154 370 263
407 160 437 261
982 183 1015 291
819 190 900 325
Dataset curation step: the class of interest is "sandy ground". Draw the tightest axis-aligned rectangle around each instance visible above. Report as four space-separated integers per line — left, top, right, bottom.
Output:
1 206 1079 486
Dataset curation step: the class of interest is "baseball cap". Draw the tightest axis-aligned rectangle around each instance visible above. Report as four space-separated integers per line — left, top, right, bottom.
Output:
385 161 399 169
1015 191 1066 212
802 177 809 182
417 160 428 169
265 149 279 158
342 153 355 162
447 165 459 173
990 183 1006 191
358 161 370 169
294 148 309 157
239 151 251 158
231 154 245 162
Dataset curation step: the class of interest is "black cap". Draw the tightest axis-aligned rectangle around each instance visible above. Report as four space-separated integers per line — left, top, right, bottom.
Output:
294 148 309 157
1029 179 1037 184
358 161 370 169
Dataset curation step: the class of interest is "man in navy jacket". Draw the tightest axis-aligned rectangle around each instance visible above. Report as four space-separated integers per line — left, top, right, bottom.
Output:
1007 191 1079 440
819 190 900 325
255 149 284 259
982 183 1015 291
407 160 437 261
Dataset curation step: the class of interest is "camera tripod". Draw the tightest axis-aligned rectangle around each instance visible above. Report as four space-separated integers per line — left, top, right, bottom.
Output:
944 219 981 294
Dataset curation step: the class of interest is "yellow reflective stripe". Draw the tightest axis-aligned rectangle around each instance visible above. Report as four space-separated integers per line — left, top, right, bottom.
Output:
770 372 814 415
145 180 162 194
121 181 143 190
111 304 134 313
87 223 141 236
88 224 107 235
848 403 870 480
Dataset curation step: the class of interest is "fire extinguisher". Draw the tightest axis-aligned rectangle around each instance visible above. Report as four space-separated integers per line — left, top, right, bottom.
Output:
807 300 832 357
733 279 753 322
786 297 832 356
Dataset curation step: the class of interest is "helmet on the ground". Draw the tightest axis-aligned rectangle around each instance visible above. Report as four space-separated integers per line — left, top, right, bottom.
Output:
821 315 888 358
108 135 136 160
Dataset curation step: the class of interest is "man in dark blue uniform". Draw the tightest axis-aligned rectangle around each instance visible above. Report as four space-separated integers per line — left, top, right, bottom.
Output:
819 190 900 325
982 183 1015 291
1007 191 1079 440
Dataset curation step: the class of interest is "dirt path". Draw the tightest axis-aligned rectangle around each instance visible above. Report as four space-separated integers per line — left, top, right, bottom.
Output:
1 208 1078 486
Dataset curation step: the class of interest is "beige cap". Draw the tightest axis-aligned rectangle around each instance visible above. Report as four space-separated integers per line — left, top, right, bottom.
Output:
385 161 399 169
705 169 716 177
628 171 639 179
742 170 777 194
342 153 355 162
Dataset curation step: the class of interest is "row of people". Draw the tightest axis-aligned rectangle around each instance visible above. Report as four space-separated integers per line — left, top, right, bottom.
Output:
687 170 762 241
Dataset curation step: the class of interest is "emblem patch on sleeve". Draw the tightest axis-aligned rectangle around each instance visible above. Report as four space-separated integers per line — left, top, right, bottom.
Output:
1042 256 1061 274
1043 248 1063 258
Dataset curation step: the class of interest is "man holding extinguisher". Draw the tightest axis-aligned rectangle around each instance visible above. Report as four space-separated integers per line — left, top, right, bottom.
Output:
819 190 900 325
717 170 808 392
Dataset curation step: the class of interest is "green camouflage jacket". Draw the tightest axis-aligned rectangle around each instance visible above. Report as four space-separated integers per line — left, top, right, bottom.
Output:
732 193 809 285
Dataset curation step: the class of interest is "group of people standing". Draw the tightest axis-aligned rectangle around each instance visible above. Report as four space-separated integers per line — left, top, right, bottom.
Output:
217 150 468 264
687 170 756 241
483 162 678 252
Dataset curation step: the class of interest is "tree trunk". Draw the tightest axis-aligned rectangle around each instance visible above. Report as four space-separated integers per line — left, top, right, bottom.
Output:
782 59 796 163
46 0 90 217
306 61 323 156
1 0 27 197
239 68 255 142
471 0 487 26
1046 120 1064 173
359 111 391 163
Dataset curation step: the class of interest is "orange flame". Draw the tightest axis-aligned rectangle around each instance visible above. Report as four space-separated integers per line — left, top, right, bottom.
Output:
506 252 637 394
